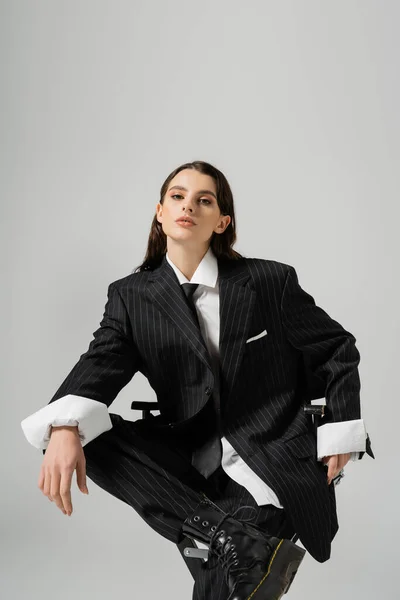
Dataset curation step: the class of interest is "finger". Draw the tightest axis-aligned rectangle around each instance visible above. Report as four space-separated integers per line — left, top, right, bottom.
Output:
50 470 67 515
337 454 346 473
43 468 53 501
60 469 74 516
327 455 338 483
337 453 350 474
342 452 351 468
75 456 88 495
38 466 45 491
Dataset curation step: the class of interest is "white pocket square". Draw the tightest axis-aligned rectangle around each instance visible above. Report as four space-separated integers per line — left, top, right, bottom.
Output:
246 329 268 344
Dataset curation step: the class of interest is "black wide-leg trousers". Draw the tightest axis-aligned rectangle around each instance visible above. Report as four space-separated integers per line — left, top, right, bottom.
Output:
83 412 297 599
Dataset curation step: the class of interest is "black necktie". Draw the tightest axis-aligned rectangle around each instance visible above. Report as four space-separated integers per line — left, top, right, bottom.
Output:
181 283 200 326
181 282 222 479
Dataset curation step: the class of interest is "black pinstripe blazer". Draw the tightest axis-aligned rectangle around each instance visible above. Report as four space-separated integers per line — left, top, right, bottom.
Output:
46 253 373 563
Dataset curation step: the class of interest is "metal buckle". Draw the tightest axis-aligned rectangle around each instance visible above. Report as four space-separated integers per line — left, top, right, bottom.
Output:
183 547 209 560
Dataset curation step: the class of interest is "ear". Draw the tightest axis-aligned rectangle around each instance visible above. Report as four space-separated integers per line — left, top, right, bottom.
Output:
156 202 163 223
215 215 231 234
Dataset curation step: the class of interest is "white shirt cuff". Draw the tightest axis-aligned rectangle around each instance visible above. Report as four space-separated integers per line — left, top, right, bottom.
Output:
317 418 366 460
21 395 113 450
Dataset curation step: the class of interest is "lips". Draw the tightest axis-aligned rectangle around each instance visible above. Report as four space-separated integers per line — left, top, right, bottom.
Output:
176 217 196 225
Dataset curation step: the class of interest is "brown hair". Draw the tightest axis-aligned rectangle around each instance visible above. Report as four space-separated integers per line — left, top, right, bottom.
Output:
133 160 243 272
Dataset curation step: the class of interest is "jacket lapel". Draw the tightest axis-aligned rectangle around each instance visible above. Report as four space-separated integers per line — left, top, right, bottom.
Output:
146 254 256 399
218 258 256 398
146 255 213 373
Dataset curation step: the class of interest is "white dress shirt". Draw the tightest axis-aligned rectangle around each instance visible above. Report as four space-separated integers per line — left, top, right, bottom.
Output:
21 247 367 509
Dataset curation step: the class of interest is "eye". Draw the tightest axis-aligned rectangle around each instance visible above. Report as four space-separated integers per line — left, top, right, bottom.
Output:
171 194 212 205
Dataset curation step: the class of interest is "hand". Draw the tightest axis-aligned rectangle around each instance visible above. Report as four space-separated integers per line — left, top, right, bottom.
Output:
38 425 89 516
321 453 351 485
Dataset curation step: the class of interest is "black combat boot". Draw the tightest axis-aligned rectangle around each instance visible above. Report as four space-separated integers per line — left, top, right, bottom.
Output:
182 496 305 600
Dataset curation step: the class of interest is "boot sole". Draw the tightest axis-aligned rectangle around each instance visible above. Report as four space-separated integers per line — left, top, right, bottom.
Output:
246 539 306 600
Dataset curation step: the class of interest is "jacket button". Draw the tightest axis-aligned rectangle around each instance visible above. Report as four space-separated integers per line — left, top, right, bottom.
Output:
168 422 175 428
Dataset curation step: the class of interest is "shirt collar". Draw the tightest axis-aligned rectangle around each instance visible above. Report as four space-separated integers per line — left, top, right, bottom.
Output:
165 246 218 288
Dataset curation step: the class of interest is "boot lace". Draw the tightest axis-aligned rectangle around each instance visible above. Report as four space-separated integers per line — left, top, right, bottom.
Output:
209 504 260 586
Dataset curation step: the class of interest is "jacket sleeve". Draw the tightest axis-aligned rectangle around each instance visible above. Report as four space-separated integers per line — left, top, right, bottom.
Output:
21 282 142 451
280 265 374 460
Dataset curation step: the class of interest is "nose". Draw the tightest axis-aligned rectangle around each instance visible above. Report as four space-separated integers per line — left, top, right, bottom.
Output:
182 200 194 213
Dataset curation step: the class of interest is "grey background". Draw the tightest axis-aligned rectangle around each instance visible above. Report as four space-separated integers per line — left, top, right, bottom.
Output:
2 1 398 598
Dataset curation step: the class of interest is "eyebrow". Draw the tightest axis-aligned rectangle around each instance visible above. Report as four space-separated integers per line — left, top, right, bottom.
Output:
168 185 217 200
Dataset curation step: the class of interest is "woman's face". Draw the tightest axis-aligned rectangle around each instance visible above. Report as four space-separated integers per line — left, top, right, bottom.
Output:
156 169 231 248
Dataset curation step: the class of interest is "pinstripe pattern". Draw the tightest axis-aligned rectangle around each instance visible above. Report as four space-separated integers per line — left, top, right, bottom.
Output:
82 413 295 600
83 413 203 542
46 253 362 563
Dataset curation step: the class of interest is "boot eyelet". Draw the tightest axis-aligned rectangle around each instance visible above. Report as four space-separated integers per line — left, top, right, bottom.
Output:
202 521 209 527
210 525 217 532
230 544 235 550
232 552 238 558
193 516 200 522
234 559 239 565
226 536 232 542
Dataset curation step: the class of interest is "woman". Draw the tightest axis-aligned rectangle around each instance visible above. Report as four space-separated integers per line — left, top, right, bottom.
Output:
21 160 373 600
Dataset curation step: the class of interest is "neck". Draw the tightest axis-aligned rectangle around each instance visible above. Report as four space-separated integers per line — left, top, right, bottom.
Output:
166 240 210 281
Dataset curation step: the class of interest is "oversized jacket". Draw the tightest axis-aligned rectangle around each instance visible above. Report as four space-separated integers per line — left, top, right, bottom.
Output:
44 253 374 562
